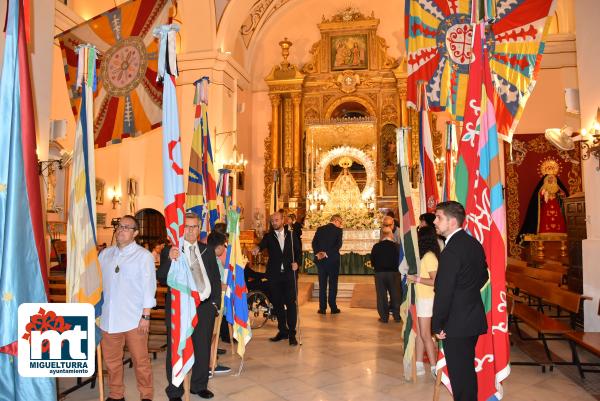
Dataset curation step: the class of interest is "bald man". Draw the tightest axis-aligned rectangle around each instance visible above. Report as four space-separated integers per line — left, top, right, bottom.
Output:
255 212 302 346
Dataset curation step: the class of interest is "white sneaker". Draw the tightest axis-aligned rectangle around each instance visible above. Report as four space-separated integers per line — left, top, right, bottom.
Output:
416 362 426 376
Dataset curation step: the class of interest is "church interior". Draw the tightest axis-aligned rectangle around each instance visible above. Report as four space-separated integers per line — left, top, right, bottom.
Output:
2 0 600 400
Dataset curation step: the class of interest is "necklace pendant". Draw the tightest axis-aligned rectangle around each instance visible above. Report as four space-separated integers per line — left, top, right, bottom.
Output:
115 265 120 273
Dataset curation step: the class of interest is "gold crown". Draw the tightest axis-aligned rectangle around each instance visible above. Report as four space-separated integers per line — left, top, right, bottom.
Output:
338 156 353 169
539 158 560 176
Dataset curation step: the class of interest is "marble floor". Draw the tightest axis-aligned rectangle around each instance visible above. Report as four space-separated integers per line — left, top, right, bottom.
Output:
63 301 599 401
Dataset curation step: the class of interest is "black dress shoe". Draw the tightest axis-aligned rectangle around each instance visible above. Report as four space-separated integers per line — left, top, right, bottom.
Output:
331 308 341 314
289 336 298 346
317 309 326 314
168 398 182 401
217 348 226 355
105 398 125 401
141 399 152 401
378 318 388 323
269 332 288 342
191 389 214 399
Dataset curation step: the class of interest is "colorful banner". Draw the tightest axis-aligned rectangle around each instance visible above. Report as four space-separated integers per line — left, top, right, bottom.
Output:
419 102 440 213
186 77 218 241
216 168 232 220
405 0 556 139
396 128 421 380
0 0 56 397
155 24 200 387
57 0 171 147
447 22 510 401
66 46 103 322
442 122 458 201
224 209 252 357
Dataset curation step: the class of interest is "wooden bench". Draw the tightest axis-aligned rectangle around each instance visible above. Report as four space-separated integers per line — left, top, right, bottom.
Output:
48 281 66 303
506 271 581 372
507 264 564 286
147 284 168 358
564 332 600 378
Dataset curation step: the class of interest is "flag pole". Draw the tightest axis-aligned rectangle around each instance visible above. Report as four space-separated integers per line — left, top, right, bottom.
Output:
97 344 104 401
210 294 225 376
184 374 191 401
290 226 302 346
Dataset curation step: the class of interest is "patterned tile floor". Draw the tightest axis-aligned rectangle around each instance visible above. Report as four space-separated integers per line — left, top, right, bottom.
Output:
62 301 599 401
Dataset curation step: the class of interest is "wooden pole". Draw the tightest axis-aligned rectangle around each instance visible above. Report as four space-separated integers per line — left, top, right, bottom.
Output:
432 365 443 401
210 294 225 375
184 374 191 401
96 344 104 401
229 323 235 355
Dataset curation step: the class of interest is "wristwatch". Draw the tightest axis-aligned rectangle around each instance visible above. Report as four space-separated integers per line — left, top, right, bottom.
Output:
141 314 151 321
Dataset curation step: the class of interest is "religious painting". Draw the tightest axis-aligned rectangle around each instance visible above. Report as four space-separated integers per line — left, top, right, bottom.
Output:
237 172 245 190
97 213 107 228
95 179 105 205
331 34 368 71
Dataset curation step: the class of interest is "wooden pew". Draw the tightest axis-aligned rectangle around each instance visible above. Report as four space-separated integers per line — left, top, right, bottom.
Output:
48 280 66 303
507 264 564 285
564 332 600 378
147 284 168 358
506 271 581 372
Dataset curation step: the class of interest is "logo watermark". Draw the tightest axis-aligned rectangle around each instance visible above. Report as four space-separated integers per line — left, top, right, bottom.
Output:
18 303 95 377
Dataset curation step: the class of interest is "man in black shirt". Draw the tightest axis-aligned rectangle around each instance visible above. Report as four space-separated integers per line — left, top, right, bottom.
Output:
370 227 402 323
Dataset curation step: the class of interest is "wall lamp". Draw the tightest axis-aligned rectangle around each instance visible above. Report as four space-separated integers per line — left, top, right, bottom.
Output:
581 108 600 171
107 186 121 209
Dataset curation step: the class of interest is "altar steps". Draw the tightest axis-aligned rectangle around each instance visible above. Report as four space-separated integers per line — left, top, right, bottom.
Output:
311 282 377 309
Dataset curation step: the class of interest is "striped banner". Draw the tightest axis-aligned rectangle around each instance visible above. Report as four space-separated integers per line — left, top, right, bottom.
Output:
216 168 231 220
442 22 511 401
396 127 421 380
66 45 103 322
186 77 218 241
442 122 458 202
223 208 252 357
154 24 200 387
418 101 440 213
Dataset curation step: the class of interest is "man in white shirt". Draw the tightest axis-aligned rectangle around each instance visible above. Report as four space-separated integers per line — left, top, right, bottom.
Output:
99 215 157 401
157 212 222 400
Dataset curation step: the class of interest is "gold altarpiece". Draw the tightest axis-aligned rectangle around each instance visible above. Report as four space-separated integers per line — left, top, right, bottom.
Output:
264 8 439 219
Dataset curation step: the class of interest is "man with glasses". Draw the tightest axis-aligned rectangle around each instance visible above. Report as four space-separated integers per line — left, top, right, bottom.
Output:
157 212 222 400
99 215 157 401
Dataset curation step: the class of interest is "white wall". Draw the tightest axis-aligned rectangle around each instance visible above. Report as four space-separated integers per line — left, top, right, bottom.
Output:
575 0 600 332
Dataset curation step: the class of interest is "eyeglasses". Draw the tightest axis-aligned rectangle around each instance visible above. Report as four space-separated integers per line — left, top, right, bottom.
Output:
117 225 136 231
184 225 199 230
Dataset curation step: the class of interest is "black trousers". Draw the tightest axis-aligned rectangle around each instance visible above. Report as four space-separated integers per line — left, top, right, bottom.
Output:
268 273 297 336
374 271 402 320
317 261 339 311
443 336 479 401
165 301 216 398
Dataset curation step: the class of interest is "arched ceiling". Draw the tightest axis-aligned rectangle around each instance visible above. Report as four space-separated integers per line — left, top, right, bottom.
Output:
217 0 405 91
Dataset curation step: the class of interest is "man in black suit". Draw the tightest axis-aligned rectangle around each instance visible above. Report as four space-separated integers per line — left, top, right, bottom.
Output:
312 214 343 314
254 211 302 346
286 213 303 241
432 201 489 401
157 212 223 400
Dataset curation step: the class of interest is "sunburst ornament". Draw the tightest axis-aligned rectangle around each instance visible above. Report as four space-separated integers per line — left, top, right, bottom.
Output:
0 183 6 193
538 158 560 176
405 0 556 139
57 0 172 148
